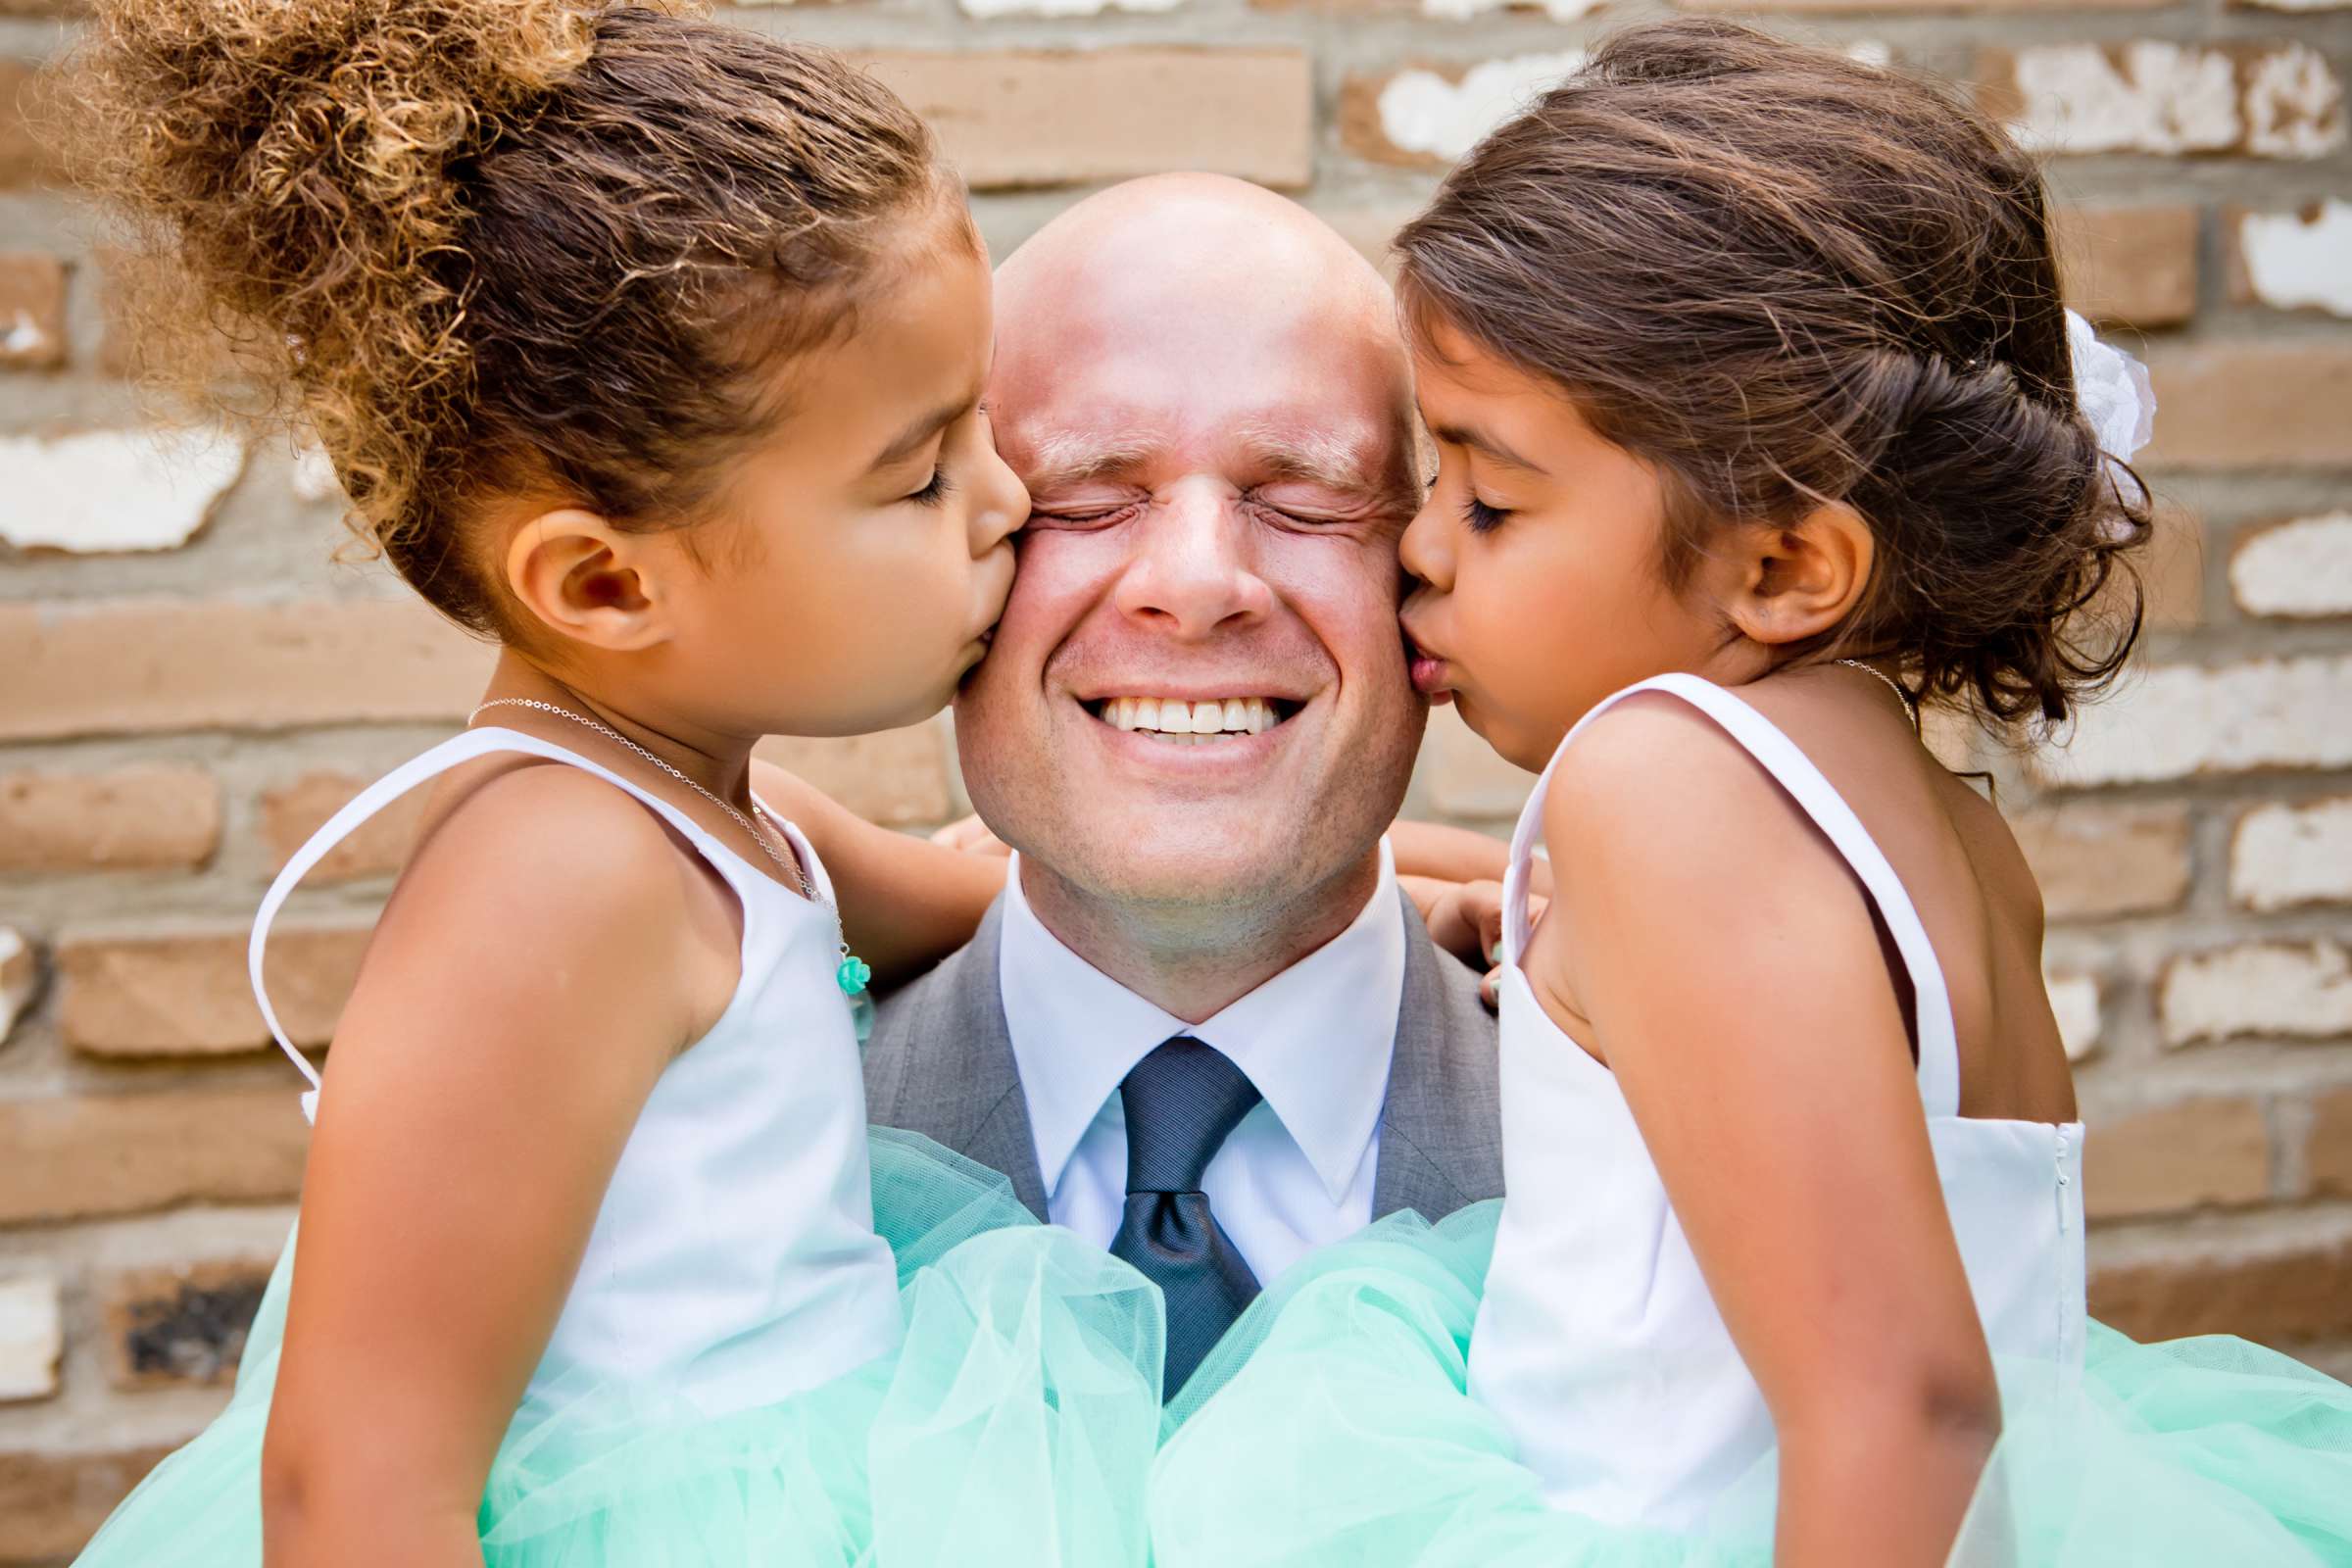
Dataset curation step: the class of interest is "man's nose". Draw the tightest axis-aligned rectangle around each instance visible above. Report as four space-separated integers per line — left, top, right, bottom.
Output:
1110 479 1275 638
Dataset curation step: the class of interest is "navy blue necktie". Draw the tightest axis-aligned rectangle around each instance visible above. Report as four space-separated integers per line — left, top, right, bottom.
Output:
1110 1036 1263 1396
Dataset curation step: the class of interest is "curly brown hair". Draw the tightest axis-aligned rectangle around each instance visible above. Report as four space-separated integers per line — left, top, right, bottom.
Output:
1396 20 2154 726
68 0 957 637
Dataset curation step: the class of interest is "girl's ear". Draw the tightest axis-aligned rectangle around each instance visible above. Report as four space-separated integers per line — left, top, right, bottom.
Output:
1718 503 1875 648
503 508 679 654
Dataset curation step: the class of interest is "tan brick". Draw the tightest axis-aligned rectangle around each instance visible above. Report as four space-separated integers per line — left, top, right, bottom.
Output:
59 925 368 1057
1976 42 2344 160
2054 206 2199 328
0 765 220 873
2141 503 2205 628
2033 655 2352 787
0 598 491 741
2011 802 2191 920
856 50 1312 190
1339 71 1421 167
2160 940 2352 1047
2085 1098 2270 1220
756 720 954 829
0 1275 61 1403
0 59 60 190
0 1444 177 1562
261 770 421 882
98 1258 271 1392
0 250 65 368
2090 1241 2352 1347
2232 796 2352 911
0 1089 308 1224
2140 346 2352 468
2232 510 2352 619
2079 497 2197 633
0 928 36 1046
2310 1088 2352 1199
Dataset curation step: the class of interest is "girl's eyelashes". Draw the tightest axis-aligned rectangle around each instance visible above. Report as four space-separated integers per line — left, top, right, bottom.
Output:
906 467 956 508
1426 464 1508 533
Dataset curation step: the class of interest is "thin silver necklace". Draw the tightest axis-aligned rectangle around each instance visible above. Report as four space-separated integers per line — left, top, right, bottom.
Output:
467 695 874 1001
1834 658 1920 735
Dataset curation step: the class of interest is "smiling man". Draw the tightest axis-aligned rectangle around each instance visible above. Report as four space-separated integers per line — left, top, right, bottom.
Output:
862 174 1502 1396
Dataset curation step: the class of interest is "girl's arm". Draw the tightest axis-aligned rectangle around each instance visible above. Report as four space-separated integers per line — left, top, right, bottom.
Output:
1392 825 1548 989
261 767 707 1567
1533 696 1999 1568
1387 819 1532 889
753 762 1007 988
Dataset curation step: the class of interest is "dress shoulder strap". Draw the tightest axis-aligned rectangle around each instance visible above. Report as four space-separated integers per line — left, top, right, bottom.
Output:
251 727 762 1123
1500 673 1962 1118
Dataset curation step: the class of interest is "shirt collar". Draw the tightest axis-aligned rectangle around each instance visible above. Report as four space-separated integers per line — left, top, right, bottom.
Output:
997 842 1405 1207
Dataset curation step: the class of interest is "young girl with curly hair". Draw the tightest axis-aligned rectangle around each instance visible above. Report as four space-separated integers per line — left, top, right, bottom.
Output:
66 4 1160 1563
1154 23 2352 1567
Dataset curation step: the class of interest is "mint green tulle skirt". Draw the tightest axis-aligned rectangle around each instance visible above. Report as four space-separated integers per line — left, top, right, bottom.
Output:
75 1130 1163 1567
1155 1202 2352 1568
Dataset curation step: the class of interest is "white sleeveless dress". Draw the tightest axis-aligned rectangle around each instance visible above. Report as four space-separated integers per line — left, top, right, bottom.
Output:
1470 674 2083 1527
1153 675 2352 1568
75 729 1164 1568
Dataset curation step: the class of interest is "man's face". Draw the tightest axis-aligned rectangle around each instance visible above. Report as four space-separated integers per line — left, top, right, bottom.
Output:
956 247 1427 916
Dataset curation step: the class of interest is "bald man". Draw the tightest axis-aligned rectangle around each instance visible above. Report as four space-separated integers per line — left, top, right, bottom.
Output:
863 175 1502 1396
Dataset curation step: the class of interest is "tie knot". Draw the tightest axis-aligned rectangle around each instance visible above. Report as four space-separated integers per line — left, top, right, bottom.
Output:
1119 1036 1261 1196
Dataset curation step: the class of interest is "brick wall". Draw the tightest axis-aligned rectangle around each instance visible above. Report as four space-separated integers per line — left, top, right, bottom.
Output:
1 0 2346 1558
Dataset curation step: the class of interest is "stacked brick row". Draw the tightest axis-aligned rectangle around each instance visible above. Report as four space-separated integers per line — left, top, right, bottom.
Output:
3 0 2347 1558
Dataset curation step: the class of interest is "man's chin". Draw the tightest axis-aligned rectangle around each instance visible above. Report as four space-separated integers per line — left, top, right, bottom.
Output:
1051 830 1337 913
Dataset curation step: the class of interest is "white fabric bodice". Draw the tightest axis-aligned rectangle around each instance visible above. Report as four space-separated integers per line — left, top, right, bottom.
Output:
251 728 904 1417
1467 674 2086 1530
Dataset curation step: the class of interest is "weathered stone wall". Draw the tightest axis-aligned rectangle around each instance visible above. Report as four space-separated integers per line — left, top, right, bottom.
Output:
2 0 2347 1557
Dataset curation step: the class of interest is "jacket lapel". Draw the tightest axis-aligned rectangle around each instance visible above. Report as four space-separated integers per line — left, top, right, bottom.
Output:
865 900 1052 1219
1373 890 1506 1221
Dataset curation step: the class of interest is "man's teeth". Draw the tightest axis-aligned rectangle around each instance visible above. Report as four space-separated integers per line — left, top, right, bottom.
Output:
1096 697 1284 742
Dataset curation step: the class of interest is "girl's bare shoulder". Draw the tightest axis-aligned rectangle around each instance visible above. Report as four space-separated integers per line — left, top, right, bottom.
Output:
382 756 731 1034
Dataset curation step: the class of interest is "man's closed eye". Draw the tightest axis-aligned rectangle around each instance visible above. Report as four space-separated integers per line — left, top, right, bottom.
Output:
1026 502 1142 529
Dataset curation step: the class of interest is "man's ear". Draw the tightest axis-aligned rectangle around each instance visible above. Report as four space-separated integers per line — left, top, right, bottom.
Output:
503 508 678 654
1718 503 1875 648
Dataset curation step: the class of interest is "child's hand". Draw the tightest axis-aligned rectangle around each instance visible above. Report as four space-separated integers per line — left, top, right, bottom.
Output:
1403 876 1547 1008
930 813 1011 857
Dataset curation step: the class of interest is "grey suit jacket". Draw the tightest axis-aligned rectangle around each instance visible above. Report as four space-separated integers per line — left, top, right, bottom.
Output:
863 888 1502 1226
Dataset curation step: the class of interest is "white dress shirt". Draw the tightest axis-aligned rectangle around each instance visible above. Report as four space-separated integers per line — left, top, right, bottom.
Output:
997 843 1407 1288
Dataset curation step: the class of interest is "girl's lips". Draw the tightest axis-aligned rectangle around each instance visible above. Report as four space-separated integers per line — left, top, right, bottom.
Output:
1409 653 1454 704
